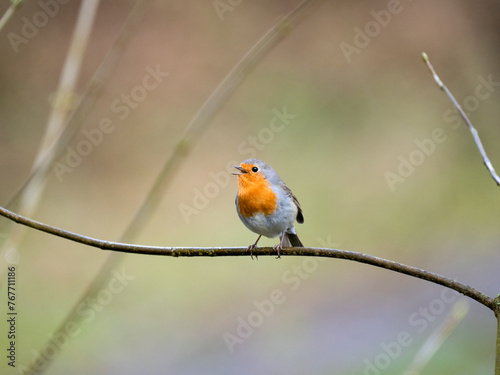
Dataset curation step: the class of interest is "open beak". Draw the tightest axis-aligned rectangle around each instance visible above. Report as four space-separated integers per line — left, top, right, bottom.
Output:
232 165 248 175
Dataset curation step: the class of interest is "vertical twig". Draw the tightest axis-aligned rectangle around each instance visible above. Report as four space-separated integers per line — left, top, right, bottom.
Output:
1 0 101 264
34 0 101 170
2 0 152 213
496 309 500 375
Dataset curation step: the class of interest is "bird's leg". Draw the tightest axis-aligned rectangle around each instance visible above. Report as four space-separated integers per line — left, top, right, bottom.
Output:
247 235 261 260
273 235 286 259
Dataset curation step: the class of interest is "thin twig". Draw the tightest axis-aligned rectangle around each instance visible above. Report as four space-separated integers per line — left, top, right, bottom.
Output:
0 204 495 312
0 0 24 34
1 0 101 264
422 52 500 186
496 317 500 375
405 300 469 375
3 0 153 214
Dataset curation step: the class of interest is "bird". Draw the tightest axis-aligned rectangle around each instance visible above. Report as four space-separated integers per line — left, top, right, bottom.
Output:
233 159 304 259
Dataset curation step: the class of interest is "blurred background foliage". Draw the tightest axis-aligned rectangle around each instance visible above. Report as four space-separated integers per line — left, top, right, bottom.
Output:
1 0 500 374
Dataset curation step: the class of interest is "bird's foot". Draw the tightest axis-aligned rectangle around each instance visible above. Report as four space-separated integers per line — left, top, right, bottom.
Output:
273 244 283 259
247 244 258 260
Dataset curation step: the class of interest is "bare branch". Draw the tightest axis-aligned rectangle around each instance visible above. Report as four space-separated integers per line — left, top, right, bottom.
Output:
0 204 495 312
422 52 500 186
1 0 101 270
3 0 153 212
0 0 24 34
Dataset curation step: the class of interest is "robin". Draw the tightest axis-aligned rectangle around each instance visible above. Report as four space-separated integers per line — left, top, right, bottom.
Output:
233 159 304 259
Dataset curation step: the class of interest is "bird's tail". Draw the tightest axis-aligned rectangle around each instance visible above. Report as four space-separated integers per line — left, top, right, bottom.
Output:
282 232 304 248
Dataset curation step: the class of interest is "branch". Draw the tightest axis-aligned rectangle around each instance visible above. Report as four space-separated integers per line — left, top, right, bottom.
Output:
422 52 500 187
3 0 153 213
0 205 495 312
0 0 24 34
1 0 101 270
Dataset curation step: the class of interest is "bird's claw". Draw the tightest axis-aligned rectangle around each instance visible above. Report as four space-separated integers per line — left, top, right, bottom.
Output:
247 244 258 260
273 244 283 259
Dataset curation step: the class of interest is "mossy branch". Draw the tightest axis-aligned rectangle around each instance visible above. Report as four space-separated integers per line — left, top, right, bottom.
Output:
0 205 496 313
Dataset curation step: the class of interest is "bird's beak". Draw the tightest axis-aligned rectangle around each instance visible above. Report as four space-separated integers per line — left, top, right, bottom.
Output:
232 165 248 175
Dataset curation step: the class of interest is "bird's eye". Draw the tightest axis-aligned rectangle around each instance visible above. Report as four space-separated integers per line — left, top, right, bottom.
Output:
252 166 259 172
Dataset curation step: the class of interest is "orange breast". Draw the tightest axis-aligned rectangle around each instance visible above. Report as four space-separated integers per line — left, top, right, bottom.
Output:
237 172 277 218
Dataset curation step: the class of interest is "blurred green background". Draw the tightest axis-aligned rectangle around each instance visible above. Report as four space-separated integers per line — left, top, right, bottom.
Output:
1 0 500 374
